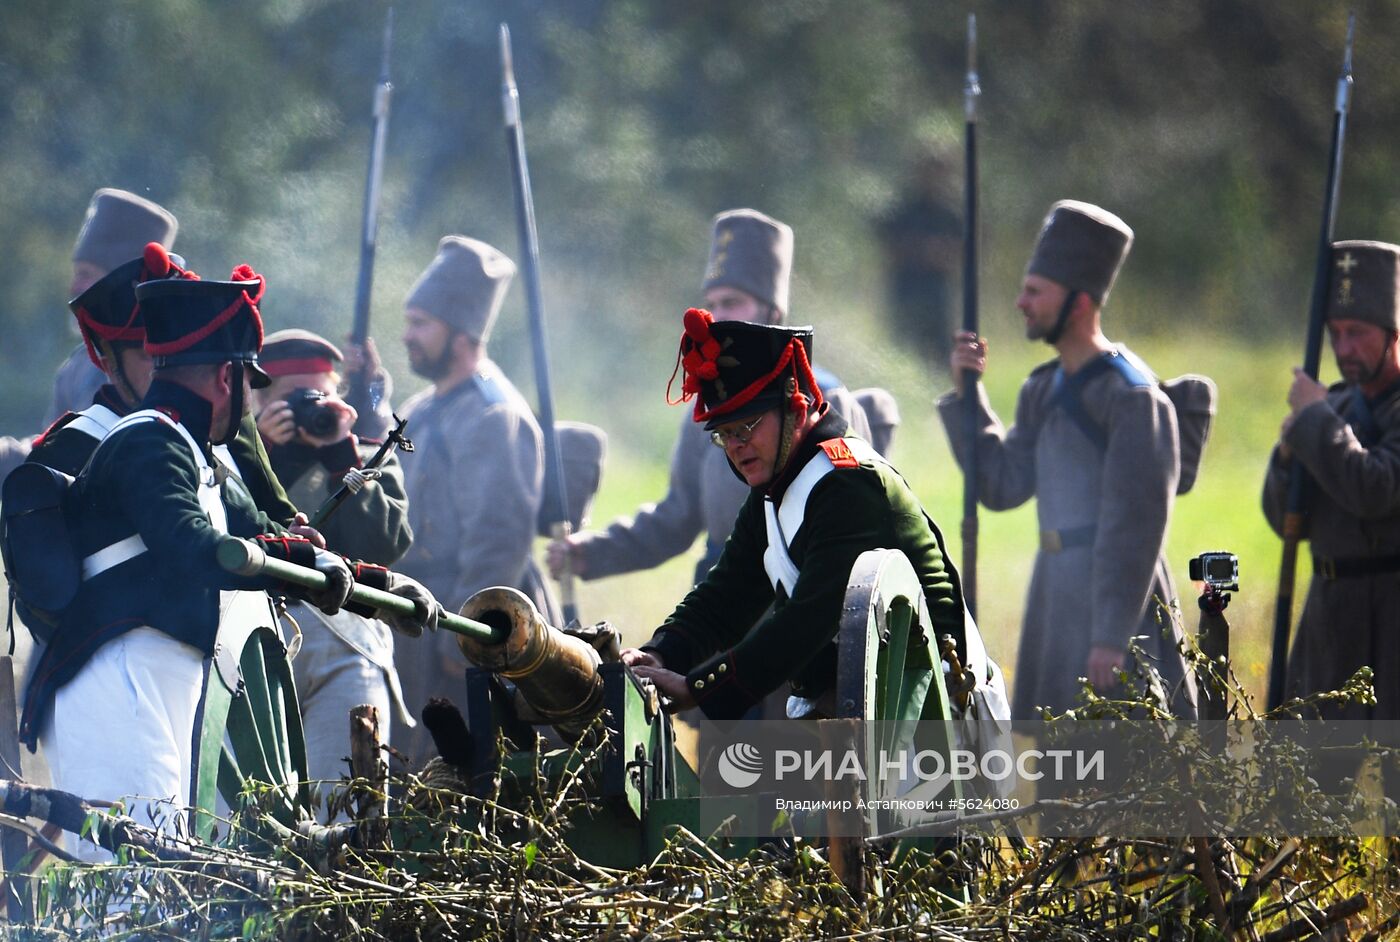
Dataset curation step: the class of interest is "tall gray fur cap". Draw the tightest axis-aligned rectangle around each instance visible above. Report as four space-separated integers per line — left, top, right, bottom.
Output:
1026 200 1133 304
405 236 516 342
72 188 178 271
701 208 794 317
1327 241 1400 331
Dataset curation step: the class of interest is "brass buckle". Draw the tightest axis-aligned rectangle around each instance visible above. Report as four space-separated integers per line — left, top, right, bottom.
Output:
1040 530 1064 553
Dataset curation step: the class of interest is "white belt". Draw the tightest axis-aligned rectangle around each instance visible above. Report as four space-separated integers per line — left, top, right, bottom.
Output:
81 534 149 580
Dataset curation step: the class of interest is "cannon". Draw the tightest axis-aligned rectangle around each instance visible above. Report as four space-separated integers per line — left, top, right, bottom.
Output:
0 539 970 893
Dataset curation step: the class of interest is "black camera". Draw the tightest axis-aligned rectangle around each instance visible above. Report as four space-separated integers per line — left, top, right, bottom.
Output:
285 387 340 438
1189 551 1238 592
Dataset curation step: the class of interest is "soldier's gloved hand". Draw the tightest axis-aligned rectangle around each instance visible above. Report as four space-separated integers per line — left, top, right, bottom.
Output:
376 572 442 637
307 550 355 615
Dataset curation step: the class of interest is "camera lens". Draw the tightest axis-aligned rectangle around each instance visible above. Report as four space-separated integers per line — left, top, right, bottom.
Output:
304 408 339 437
287 388 339 438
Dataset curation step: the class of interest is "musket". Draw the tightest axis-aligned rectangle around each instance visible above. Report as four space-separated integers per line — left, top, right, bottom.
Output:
960 13 981 619
499 24 579 624
308 414 413 529
344 7 395 425
1267 14 1355 710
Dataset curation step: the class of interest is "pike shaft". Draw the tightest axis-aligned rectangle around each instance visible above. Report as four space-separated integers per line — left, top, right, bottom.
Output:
346 8 395 419
961 12 981 618
500 24 578 623
1268 14 1354 710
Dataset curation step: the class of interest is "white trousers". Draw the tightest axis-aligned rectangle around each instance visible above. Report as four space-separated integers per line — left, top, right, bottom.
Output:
292 616 393 822
42 627 206 863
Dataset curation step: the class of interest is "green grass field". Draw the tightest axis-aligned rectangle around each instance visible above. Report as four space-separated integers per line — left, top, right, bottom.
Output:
569 330 1322 710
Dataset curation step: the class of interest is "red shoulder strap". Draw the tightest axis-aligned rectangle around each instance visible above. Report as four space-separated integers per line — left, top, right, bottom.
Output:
819 438 859 469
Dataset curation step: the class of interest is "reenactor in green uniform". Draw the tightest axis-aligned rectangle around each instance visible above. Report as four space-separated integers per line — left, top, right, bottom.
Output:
394 236 559 761
254 329 414 815
624 309 968 720
15 249 301 741
1265 241 1400 729
938 200 1196 719
18 266 436 859
547 209 876 589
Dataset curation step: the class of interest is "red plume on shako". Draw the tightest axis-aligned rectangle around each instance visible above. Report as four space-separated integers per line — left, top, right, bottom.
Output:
668 307 823 430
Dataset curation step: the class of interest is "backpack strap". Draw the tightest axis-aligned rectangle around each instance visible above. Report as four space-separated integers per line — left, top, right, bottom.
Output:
762 437 883 597
65 403 123 442
79 410 217 580
1049 356 1114 450
1049 350 1154 452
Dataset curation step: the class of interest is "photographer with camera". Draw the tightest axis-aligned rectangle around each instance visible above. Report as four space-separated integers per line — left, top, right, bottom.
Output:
254 329 416 819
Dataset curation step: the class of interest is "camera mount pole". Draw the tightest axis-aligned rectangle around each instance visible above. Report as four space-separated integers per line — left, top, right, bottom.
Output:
1268 14 1354 711
960 12 981 619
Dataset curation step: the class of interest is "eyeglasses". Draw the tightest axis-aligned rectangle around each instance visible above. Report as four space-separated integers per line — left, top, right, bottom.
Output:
710 413 766 448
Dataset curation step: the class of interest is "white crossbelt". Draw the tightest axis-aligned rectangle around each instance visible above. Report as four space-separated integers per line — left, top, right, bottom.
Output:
64 404 122 441
762 436 882 596
79 409 223 580
80 533 149 580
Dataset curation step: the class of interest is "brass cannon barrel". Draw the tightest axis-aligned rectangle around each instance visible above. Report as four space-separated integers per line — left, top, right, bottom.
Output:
458 587 605 740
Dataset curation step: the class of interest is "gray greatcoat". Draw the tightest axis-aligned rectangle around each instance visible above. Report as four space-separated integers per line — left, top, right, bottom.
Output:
1263 382 1400 720
937 347 1194 719
576 379 873 583
395 360 560 760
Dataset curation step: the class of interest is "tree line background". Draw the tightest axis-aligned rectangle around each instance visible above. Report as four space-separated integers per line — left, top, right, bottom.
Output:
5 1 1399 432
4 0 1400 682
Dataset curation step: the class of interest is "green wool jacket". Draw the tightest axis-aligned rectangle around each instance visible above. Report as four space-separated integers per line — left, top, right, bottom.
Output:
643 409 966 720
19 380 311 748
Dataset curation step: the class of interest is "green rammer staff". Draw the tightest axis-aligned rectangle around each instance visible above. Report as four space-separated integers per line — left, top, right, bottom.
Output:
1268 13 1355 710
216 537 505 643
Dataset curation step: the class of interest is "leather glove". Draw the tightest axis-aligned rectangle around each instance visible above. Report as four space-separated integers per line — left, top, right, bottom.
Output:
307 549 355 615
376 572 442 637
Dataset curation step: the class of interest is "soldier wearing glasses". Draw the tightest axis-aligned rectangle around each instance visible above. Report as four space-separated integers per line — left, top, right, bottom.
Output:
621 309 969 721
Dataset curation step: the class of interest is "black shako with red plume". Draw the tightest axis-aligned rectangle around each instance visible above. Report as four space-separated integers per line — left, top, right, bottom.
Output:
68 242 198 369
667 307 823 430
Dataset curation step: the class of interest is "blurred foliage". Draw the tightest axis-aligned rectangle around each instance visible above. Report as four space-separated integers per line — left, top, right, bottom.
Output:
5 0 1400 432
7 1 1400 706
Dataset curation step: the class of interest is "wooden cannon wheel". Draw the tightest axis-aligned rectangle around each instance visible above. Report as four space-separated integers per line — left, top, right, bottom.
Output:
191 592 311 842
824 549 962 895
835 548 956 728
